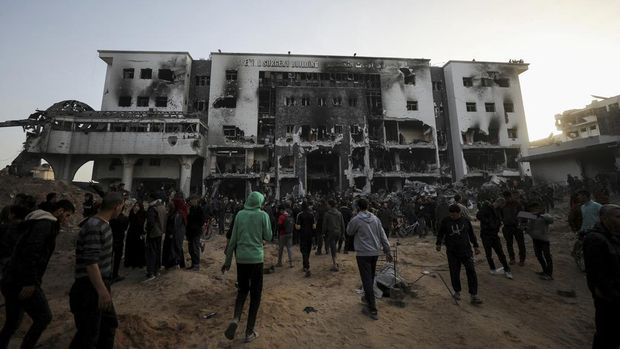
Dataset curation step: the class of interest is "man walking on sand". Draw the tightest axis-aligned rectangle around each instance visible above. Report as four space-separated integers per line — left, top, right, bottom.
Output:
436 204 483 305
323 199 346 272
69 193 124 349
346 198 393 320
0 200 75 349
222 192 272 343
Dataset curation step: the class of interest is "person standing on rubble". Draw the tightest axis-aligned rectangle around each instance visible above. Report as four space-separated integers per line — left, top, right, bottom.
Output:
347 198 393 320
69 193 124 349
322 199 346 272
499 191 526 266
222 191 272 343
436 204 483 304
144 195 166 281
0 200 75 349
296 202 316 277
453 194 471 221
476 199 513 279
523 201 554 280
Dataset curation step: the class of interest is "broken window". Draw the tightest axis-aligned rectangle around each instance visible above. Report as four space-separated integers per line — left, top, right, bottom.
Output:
137 96 149 107
351 125 364 143
111 123 129 132
193 100 206 111
226 70 237 81
213 97 236 108
318 97 326 107
609 103 619 111
149 159 161 167
366 91 382 115
285 97 296 106
118 96 131 107
485 103 495 112
158 69 174 82
504 102 514 113
140 68 152 79
301 97 310 106
496 78 510 87
507 128 518 139
129 123 148 132
223 125 243 140
150 123 163 132
123 68 134 79
135 159 143 166
155 97 168 107
432 81 443 91
590 125 597 130
348 97 358 107
334 125 343 134
285 125 295 136
406 101 418 111
480 78 493 87
333 97 342 106
165 123 182 133
400 68 416 85
466 102 477 112
195 75 209 86
463 77 473 87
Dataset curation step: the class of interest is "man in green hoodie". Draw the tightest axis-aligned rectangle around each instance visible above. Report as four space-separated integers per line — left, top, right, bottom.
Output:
221 192 272 343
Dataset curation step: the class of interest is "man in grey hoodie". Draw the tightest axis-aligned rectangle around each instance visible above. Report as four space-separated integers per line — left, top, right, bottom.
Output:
346 198 392 320
0 200 75 349
523 201 554 280
322 199 345 272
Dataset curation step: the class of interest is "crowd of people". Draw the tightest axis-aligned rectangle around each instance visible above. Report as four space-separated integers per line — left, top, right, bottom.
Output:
0 175 617 348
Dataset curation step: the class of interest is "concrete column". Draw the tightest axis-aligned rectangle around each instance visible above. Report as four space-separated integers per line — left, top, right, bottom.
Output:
179 156 196 197
394 151 401 171
121 157 137 192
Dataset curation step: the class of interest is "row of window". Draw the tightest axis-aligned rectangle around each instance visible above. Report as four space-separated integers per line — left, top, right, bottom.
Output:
118 96 168 108
195 75 210 86
462 76 510 88
281 96 418 111
52 120 204 134
466 102 514 113
123 68 174 82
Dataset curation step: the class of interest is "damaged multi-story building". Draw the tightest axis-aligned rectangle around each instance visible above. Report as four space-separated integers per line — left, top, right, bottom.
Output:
524 95 620 184
3 50 532 198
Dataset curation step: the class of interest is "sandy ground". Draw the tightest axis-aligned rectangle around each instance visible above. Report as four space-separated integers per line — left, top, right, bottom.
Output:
0 178 596 348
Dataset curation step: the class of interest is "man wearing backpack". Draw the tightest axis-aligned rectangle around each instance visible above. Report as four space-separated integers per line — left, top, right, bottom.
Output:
0 200 75 349
276 205 294 268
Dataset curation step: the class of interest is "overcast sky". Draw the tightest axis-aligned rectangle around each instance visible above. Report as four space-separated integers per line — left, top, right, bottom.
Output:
1 0 618 181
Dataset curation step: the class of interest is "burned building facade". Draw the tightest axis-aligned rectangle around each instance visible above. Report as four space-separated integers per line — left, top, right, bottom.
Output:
205 53 442 198
443 60 531 184
6 50 532 198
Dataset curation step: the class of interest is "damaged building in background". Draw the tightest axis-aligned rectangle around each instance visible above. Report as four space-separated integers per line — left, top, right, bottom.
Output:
524 95 620 184
3 50 532 198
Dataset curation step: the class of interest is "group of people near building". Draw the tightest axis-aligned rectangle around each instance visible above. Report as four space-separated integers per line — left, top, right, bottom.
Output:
0 180 618 347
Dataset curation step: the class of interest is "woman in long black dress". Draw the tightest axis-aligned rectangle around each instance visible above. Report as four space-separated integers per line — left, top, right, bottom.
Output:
124 202 146 268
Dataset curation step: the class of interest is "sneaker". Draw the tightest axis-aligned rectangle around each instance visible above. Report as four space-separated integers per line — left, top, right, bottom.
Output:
509 259 516 265
470 295 483 305
362 307 379 320
305 270 311 278
143 275 156 282
224 321 238 340
490 267 504 275
505 271 513 280
453 291 461 301
539 274 554 281
245 330 258 343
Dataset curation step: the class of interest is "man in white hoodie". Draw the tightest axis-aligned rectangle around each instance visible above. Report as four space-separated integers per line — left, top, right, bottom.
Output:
346 198 393 320
0 199 75 349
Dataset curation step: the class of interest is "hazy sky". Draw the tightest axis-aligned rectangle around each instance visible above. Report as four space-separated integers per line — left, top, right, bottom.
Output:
1 0 619 181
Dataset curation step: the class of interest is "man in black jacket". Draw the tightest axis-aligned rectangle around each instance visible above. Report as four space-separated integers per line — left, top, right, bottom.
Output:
187 195 205 271
476 199 512 279
499 191 526 266
0 200 75 349
436 204 482 304
583 204 620 348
